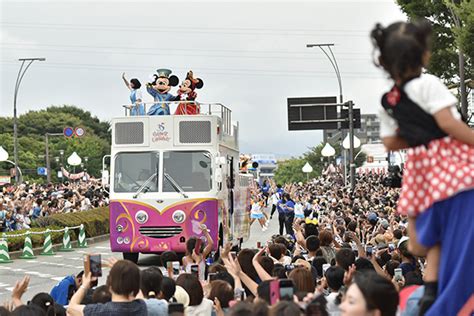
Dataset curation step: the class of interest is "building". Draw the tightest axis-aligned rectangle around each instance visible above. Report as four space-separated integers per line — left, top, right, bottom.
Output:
323 114 381 145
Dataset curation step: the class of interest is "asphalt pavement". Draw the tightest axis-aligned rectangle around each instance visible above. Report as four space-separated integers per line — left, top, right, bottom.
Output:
0 207 276 302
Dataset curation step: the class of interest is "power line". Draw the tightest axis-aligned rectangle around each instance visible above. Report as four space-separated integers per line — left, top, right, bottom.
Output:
0 42 372 57
0 61 383 78
0 22 371 37
0 45 372 62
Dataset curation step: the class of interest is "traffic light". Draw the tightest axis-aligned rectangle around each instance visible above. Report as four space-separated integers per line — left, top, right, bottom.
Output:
341 108 361 129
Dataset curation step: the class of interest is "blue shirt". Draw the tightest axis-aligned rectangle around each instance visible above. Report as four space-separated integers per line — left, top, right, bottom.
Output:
50 275 76 305
284 200 295 214
32 206 42 219
277 199 285 214
262 184 270 193
84 300 147 316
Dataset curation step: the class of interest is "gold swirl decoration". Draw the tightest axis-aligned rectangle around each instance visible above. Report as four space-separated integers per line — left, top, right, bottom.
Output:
194 209 207 225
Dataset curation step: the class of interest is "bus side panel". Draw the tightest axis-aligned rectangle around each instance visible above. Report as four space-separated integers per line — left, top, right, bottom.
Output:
232 176 251 242
109 199 219 253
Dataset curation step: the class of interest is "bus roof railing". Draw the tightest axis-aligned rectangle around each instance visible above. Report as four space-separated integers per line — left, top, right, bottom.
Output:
122 101 234 135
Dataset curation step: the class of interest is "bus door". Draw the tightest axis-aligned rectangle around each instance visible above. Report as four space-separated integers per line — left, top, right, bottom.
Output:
227 156 235 236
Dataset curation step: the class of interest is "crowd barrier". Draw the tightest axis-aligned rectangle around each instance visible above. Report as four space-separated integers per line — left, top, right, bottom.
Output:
0 224 88 263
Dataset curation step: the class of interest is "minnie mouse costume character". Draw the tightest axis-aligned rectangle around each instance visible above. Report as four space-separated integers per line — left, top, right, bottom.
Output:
146 69 179 115
174 71 204 115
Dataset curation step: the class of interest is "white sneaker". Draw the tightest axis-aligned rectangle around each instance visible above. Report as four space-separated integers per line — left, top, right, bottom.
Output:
262 226 268 232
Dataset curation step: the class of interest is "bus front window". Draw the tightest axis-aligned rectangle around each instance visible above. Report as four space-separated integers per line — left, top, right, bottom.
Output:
114 152 159 193
163 151 212 192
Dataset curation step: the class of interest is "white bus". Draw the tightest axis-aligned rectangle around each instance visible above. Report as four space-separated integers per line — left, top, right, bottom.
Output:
103 102 252 262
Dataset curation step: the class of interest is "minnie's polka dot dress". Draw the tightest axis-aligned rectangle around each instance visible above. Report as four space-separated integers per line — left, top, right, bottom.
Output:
398 137 474 216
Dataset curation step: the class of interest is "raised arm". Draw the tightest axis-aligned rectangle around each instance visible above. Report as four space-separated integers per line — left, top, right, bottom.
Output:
201 226 214 259
122 72 131 90
252 247 273 281
67 272 93 315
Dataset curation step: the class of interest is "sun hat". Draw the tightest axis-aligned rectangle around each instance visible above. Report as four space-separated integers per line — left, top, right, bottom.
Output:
173 285 190 307
294 259 311 271
397 236 410 249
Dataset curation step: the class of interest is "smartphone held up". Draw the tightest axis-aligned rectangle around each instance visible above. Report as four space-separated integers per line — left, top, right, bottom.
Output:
84 253 102 277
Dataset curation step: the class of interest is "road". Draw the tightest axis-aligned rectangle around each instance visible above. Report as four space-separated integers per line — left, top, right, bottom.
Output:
0 207 277 302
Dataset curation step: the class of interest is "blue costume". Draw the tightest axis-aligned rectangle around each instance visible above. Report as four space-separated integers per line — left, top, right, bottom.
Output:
146 85 177 115
129 89 145 116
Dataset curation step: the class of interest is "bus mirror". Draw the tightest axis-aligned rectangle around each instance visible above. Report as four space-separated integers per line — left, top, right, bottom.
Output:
102 170 109 185
215 156 226 166
215 168 223 183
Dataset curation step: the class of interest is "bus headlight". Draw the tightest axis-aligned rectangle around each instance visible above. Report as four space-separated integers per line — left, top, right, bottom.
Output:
135 210 148 224
172 210 186 224
123 237 130 244
116 224 124 233
117 237 124 244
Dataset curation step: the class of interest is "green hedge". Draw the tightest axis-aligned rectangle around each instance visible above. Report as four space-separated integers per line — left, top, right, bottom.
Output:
3 227 65 252
4 207 109 252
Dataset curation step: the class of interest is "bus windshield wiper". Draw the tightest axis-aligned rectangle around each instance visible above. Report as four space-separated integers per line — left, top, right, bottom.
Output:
164 172 188 198
133 173 156 199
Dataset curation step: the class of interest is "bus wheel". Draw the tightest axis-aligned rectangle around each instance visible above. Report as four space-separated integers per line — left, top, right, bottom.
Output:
123 252 139 264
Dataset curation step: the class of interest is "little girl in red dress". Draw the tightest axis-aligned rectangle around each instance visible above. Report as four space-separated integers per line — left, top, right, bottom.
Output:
372 20 474 315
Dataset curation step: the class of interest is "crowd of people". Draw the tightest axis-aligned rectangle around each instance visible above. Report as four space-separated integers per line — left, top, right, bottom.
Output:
0 171 435 316
0 180 108 232
1 18 473 316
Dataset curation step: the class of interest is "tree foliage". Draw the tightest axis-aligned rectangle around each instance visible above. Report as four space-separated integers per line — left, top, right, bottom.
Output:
395 0 472 83
274 143 366 185
0 106 111 182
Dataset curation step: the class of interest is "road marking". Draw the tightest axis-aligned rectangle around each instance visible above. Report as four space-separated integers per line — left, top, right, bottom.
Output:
51 277 64 282
94 246 109 250
0 283 9 287
53 255 63 258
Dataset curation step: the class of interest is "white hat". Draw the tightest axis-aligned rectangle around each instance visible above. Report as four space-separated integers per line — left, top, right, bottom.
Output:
173 285 190 307
397 236 409 249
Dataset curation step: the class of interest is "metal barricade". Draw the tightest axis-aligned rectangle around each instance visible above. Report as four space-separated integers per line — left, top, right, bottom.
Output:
121 101 234 135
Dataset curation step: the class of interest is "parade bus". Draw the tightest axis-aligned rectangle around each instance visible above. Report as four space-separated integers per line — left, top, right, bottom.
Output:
103 102 252 262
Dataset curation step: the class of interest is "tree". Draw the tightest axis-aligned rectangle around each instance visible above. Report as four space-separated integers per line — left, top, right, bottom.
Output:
0 106 111 182
396 0 473 117
274 142 366 185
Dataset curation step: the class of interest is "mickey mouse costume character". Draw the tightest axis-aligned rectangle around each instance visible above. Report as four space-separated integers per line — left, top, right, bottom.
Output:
146 69 179 115
174 70 204 115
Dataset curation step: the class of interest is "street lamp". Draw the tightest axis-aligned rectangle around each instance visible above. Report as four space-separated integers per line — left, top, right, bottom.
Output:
59 150 65 183
321 143 336 157
84 157 89 173
306 44 343 103
343 135 361 150
0 146 23 183
343 135 361 191
302 162 313 182
13 57 46 183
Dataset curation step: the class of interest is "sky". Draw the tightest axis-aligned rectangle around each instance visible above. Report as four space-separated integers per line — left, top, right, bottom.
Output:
0 0 406 157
